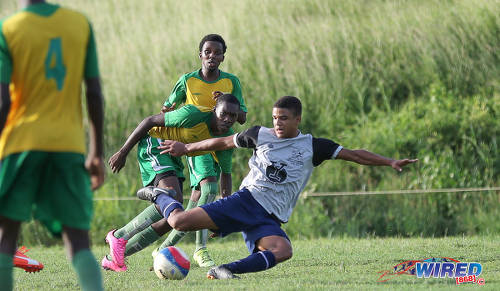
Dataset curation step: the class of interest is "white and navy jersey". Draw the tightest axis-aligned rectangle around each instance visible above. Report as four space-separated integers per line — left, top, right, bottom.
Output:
233 126 343 222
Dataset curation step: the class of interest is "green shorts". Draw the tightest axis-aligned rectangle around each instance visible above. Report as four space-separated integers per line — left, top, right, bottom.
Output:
0 151 93 235
186 153 221 189
137 136 185 187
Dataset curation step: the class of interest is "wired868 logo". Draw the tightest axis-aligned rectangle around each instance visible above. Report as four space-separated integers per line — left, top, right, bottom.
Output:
377 257 485 285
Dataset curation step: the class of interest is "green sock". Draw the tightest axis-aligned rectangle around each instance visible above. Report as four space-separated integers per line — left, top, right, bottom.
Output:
196 182 218 251
0 252 13 291
115 204 162 240
124 225 160 256
72 249 103 291
159 199 197 249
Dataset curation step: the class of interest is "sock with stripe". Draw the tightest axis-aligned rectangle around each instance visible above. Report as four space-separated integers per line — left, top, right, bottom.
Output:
115 204 162 240
72 249 103 291
159 199 197 249
221 250 276 274
155 193 183 218
195 182 218 251
0 252 13 291
124 225 160 257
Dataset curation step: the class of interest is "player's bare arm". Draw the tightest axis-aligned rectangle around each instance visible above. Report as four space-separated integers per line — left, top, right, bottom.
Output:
108 113 165 173
84 77 105 190
219 173 232 198
337 148 418 172
159 135 236 156
0 83 11 136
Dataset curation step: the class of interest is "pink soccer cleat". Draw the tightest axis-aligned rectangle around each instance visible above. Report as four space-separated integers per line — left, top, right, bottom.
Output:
105 229 128 267
101 256 127 272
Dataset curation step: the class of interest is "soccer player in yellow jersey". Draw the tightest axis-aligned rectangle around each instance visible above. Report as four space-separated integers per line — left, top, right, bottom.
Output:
0 1 105 290
101 95 240 272
161 34 248 267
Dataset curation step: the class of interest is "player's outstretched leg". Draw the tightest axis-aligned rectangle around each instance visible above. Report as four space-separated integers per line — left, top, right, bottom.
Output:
193 182 218 267
136 186 184 218
102 203 163 271
153 199 198 258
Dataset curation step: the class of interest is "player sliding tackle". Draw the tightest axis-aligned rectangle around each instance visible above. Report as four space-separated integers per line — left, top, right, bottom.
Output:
135 96 418 279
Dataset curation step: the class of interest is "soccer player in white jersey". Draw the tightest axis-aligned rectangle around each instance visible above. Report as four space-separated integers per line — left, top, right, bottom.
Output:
135 96 417 279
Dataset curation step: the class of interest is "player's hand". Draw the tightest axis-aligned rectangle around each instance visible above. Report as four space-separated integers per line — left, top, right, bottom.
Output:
108 151 127 173
212 91 224 100
391 158 418 172
85 155 105 190
158 140 188 156
161 102 176 113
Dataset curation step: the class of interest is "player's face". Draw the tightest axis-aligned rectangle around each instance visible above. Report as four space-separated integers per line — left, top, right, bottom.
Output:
199 41 224 72
272 107 301 138
214 102 239 133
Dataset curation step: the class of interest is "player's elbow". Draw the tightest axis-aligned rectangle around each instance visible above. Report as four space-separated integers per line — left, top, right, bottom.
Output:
141 114 163 129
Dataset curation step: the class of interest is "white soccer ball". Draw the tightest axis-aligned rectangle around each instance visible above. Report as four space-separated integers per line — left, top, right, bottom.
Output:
153 246 190 280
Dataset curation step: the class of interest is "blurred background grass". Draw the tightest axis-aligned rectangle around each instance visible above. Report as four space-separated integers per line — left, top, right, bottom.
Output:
1 0 498 244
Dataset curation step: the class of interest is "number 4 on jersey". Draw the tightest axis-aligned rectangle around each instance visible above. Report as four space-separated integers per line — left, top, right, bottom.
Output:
44 38 66 90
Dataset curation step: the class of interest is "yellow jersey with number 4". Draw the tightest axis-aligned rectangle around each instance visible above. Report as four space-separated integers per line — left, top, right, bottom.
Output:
0 3 99 159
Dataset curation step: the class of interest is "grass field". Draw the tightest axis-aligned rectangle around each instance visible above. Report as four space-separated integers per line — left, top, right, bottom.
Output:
14 235 500 290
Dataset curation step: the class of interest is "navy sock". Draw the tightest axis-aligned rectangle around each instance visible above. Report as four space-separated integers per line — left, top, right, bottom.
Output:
221 250 276 274
155 193 183 218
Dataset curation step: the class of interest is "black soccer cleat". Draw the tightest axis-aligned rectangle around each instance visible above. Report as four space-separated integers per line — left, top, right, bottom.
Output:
136 186 177 203
206 266 240 280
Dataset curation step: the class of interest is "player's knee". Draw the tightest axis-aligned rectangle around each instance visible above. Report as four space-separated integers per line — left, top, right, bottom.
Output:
276 247 293 262
271 244 293 263
168 212 190 231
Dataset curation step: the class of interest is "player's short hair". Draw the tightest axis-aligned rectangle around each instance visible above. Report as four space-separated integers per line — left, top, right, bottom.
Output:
273 96 302 116
199 34 227 53
216 93 240 108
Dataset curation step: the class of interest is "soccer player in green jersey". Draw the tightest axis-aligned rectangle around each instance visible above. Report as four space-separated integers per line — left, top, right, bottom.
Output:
160 34 247 267
102 94 240 272
0 1 105 290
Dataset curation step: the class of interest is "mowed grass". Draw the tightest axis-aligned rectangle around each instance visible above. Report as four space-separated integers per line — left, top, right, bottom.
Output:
14 235 500 290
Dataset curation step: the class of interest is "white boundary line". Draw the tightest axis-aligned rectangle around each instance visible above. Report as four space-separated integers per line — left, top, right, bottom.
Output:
304 187 500 197
93 187 499 200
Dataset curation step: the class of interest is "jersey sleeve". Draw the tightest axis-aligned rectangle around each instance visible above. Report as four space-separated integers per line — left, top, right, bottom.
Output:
215 148 234 174
0 21 12 83
84 21 99 79
163 105 208 128
164 74 186 108
230 75 247 113
234 126 261 148
312 137 343 166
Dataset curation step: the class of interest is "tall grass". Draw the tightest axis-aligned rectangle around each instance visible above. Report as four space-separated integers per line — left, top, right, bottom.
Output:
1 0 498 242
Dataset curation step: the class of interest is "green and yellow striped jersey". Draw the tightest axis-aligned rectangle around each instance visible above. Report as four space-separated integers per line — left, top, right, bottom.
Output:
0 3 99 159
164 69 247 113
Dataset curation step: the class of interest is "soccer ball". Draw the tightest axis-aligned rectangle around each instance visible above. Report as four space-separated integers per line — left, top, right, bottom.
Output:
153 246 190 280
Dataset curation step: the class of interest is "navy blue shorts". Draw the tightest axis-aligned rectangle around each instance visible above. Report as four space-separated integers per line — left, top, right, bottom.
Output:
200 188 290 253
